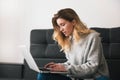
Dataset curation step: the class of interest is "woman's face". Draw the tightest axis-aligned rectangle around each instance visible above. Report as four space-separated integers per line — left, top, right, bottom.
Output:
56 18 75 37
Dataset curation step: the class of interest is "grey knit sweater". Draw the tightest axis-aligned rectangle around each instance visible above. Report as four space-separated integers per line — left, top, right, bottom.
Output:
62 31 109 80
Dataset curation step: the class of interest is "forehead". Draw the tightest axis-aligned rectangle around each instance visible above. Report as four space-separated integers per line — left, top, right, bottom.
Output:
56 18 68 23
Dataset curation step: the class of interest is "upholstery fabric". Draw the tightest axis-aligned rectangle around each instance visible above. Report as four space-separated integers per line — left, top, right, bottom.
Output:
91 27 120 80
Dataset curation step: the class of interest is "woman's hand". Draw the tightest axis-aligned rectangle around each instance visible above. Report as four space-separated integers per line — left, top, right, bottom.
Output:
44 62 67 72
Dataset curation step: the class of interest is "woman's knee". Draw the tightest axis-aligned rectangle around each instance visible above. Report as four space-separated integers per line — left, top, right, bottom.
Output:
37 73 46 80
37 73 72 80
37 73 55 80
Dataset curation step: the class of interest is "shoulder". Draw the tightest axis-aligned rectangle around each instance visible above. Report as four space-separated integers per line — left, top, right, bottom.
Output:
86 31 100 40
77 31 100 45
81 31 101 44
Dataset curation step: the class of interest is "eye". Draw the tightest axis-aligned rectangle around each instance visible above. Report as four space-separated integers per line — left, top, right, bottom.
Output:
60 23 65 26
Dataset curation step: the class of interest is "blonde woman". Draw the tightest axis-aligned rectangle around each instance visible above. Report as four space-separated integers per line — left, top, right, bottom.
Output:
37 8 110 80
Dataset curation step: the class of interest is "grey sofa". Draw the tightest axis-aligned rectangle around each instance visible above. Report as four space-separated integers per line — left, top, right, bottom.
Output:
0 27 120 80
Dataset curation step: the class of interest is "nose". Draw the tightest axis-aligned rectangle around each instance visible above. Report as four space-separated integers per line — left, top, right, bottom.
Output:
60 27 64 32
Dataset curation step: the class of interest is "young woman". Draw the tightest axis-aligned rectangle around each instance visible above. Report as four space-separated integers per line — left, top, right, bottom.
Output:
37 8 110 80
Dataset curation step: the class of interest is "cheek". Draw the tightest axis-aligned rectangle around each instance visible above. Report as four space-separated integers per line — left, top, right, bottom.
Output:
69 25 74 31
67 27 73 35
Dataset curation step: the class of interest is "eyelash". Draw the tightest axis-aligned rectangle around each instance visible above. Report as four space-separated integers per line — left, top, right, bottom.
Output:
60 24 65 26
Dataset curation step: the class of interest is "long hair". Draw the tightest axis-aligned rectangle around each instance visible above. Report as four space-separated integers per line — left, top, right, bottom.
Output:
52 8 92 52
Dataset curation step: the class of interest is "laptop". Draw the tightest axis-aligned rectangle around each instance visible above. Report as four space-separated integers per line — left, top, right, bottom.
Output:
21 46 68 74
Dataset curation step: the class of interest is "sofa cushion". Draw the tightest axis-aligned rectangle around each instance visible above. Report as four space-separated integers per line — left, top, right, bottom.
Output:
45 44 66 58
0 78 24 80
46 29 55 44
110 43 120 59
110 27 120 43
30 29 47 44
91 27 110 43
30 44 47 58
0 63 22 79
107 60 120 80
102 43 110 59
23 61 37 80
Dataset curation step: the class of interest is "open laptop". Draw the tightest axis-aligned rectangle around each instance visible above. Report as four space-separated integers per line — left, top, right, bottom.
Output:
21 46 68 74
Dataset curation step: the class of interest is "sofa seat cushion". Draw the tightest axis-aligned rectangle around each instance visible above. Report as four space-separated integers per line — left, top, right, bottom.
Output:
0 63 23 79
0 78 23 80
0 78 35 80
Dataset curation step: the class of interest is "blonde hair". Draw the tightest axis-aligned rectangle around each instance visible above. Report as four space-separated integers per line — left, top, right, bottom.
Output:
52 8 92 52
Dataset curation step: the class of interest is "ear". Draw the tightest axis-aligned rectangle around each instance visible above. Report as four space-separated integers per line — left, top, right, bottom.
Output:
72 19 76 26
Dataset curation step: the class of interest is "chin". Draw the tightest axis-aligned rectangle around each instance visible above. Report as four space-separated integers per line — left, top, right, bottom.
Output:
65 34 70 37
63 33 70 37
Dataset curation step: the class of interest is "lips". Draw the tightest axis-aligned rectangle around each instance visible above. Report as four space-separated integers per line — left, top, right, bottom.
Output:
63 32 68 36
62 31 66 35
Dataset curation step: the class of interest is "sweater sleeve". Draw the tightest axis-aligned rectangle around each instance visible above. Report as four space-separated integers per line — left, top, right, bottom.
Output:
65 34 103 78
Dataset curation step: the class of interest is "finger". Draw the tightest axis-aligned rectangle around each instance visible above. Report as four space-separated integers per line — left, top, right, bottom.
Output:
50 64 67 72
48 64 57 68
50 67 58 71
50 67 61 72
44 62 55 68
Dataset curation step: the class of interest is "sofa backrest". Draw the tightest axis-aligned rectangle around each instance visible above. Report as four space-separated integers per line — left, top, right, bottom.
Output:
91 27 120 80
23 27 120 80
30 29 66 59
23 29 67 79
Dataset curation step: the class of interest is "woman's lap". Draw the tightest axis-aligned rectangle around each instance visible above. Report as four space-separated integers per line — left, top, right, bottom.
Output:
95 76 110 80
37 73 110 80
37 73 72 80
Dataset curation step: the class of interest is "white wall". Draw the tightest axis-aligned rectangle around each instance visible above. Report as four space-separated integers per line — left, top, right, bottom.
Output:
0 0 120 64
0 0 24 64
24 0 120 29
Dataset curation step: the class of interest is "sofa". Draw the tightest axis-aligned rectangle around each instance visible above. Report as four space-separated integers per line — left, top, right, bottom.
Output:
0 27 120 80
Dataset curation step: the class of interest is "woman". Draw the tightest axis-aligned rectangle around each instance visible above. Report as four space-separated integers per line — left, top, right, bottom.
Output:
37 8 110 80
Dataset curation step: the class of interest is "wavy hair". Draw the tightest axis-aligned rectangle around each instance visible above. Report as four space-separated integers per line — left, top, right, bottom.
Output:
52 8 92 52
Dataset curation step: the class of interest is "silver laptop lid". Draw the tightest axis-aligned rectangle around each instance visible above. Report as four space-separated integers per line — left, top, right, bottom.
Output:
21 45 68 74
21 45 40 73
